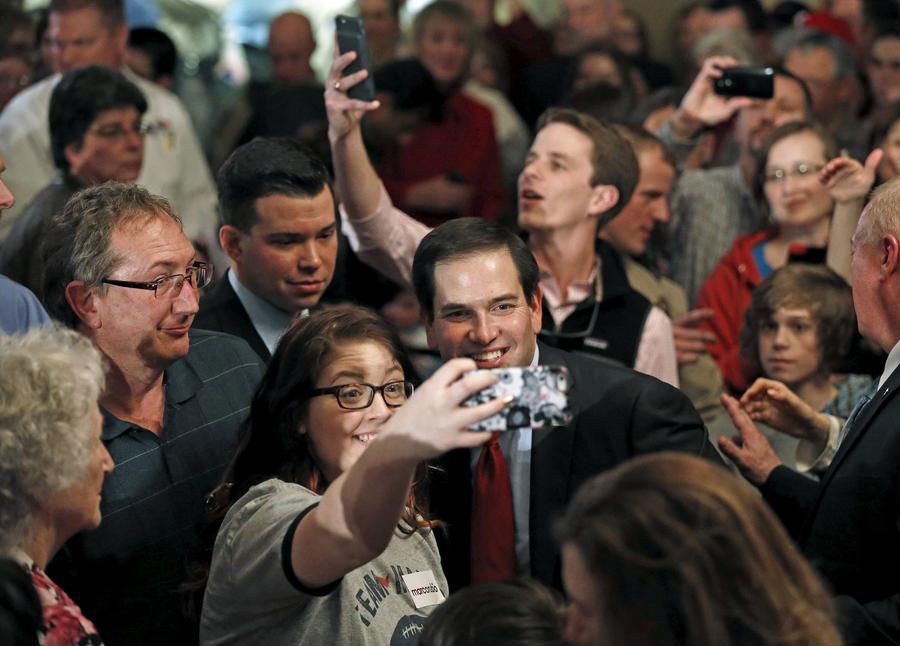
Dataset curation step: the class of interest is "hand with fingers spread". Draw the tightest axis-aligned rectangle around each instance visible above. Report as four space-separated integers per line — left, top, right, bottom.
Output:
718 393 782 484
820 148 882 204
326 50 381 143
379 358 508 461
670 57 754 139
672 308 717 365
739 377 831 444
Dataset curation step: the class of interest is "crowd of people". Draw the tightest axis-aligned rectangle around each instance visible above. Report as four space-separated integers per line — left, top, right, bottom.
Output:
3 0 900 644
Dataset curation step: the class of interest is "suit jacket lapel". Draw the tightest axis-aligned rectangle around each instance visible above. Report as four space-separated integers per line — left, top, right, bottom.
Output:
208 274 271 361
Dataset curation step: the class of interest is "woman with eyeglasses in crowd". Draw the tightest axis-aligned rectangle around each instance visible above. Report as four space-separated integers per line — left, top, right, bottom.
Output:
696 120 879 392
198 304 507 645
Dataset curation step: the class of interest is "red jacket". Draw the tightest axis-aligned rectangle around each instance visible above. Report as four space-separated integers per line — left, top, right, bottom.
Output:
696 228 777 392
379 91 506 226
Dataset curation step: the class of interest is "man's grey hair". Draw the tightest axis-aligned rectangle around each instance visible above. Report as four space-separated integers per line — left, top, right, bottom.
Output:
0 326 106 554
774 28 858 80
857 176 900 246
41 182 182 328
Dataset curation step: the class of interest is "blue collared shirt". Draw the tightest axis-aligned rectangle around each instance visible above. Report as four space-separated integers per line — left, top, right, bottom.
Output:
228 270 301 355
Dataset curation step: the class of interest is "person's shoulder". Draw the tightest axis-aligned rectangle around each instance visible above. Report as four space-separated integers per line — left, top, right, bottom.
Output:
128 71 192 123
0 273 37 298
186 329 264 371
197 277 239 312
1 75 57 115
542 343 638 386
552 344 683 397
0 75 58 132
221 479 319 543
730 227 777 254
673 164 736 195
0 275 49 333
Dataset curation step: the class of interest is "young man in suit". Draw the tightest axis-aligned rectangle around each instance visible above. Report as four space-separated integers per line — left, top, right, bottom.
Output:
722 177 900 645
411 218 721 591
194 137 338 361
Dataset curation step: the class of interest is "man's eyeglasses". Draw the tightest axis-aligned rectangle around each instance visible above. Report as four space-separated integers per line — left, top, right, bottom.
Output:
763 162 824 185
87 119 156 140
310 381 414 410
102 261 213 299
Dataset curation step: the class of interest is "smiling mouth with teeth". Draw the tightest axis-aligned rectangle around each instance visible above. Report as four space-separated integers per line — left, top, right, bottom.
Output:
521 190 542 200
354 433 377 444
470 349 507 361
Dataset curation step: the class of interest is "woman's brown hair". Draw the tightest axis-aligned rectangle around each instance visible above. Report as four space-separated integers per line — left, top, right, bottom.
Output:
207 303 429 529
555 453 841 646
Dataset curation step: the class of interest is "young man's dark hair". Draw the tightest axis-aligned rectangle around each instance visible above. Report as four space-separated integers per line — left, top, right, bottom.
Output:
412 217 539 321
216 137 334 232
48 65 147 175
536 107 639 226
127 27 177 81
612 121 677 171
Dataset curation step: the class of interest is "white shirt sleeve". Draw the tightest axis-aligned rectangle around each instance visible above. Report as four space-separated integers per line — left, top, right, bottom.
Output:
794 414 842 474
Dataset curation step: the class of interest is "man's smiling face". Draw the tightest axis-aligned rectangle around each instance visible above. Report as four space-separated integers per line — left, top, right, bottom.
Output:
425 247 542 369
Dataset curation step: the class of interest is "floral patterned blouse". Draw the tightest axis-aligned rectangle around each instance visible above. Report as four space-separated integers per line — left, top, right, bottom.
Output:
14 550 103 646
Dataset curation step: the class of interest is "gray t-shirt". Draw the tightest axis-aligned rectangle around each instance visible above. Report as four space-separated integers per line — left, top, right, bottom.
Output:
200 479 447 646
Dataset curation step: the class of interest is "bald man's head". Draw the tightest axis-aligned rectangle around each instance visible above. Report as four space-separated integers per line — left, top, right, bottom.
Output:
268 11 316 83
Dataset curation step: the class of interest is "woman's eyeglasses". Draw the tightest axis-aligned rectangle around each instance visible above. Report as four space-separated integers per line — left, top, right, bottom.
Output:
310 381 415 410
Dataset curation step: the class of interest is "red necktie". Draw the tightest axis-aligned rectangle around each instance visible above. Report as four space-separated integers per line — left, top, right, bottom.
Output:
470 432 517 583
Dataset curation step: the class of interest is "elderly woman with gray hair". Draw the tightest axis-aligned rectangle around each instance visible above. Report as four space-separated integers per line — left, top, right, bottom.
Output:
0 327 114 645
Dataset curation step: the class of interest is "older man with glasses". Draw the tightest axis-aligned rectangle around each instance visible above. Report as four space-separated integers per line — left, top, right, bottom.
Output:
38 182 264 646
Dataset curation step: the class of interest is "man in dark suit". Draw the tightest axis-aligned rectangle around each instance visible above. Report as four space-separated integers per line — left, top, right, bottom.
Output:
721 177 900 645
194 137 338 361
410 217 721 591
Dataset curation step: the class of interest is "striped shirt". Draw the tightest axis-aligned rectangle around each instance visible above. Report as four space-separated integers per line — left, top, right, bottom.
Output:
50 329 264 646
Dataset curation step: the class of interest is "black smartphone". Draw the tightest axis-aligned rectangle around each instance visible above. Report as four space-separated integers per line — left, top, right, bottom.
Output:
712 66 774 99
335 15 376 102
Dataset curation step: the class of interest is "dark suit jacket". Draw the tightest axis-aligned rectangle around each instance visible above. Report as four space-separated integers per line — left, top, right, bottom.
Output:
194 275 270 362
762 366 900 645
429 342 721 592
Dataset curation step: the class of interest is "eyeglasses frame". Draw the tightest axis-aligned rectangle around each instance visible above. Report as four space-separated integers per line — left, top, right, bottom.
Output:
310 380 415 410
101 261 213 299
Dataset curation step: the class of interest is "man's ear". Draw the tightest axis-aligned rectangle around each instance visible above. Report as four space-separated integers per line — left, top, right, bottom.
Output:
881 234 900 278
529 283 543 335
423 313 438 350
588 184 620 222
64 143 85 177
65 280 101 329
219 225 245 263
112 23 129 61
